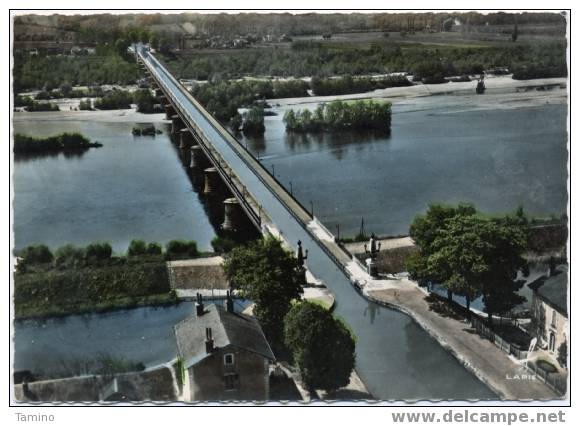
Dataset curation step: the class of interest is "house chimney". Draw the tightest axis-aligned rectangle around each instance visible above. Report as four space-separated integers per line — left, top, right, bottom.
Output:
196 293 204 316
205 327 214 353
225 290 234 313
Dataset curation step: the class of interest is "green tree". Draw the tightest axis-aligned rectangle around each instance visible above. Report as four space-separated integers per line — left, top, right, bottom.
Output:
59 82 72 97
229 113 242 132
409 204 527 321
133 89 156 113
14 95 34 108
128 29 139 45
94 90 133 110
158 37 171 54
146 242 163 255
284 301 355 392
149 34 160 51
79 99 93 110
407 203 476 293
127 239 147 257
283 109 297 130
54 244 85 269
242 107 265 135
224 237 303 343
414 60 447 83
18 244 54 266
284 100 391 133
85 242 112 262
114 38 130 57
427 215 490 310
211 235 237 254
166 240 198 259
479 219 527 322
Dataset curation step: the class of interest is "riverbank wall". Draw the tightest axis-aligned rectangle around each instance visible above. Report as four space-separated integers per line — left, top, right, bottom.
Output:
358 277 563 401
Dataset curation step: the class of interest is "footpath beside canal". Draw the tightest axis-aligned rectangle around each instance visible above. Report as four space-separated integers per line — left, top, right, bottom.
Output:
348 264 561 400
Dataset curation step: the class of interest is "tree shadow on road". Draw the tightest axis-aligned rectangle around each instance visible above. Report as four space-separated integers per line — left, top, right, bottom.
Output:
424 293 466 321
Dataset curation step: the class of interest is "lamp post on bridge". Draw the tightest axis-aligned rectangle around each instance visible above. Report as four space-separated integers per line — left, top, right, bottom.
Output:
364 233 382 278
296 240 309 287
289 181 293 196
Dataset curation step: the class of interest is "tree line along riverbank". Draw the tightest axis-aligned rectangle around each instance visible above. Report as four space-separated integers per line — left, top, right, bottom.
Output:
14 239 203 320
15 87 160 113
164 39 567 83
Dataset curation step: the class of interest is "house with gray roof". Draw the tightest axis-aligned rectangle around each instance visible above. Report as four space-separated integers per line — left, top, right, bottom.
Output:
174 293 275 401
529 265 568 365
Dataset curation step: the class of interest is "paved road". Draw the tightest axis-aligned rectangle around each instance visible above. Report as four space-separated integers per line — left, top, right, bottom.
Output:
137 47 498 401
366 281 560 400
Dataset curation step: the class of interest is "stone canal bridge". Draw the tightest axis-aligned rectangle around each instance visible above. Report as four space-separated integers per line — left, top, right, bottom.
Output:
135 45 518 400
136 44 355 280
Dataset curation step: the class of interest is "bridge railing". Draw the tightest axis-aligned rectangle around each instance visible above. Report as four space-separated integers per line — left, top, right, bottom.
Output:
140 49 352 280
141 49 314 221
139 50 262 229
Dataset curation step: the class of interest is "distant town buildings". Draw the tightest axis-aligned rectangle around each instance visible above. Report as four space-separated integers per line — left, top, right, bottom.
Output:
174 295 275 401
20 44 97 57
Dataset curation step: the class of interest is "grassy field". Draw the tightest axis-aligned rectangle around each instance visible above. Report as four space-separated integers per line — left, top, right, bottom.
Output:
14 257 175 319
289 25 565 47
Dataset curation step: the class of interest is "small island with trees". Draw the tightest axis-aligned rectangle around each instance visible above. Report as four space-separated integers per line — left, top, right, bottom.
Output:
14 132 103 155
283 100 392 133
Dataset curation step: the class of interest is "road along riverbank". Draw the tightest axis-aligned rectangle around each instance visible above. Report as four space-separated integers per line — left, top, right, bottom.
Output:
345 260 562 400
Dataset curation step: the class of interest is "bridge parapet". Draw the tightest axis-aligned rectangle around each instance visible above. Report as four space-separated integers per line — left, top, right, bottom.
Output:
137 47 356 279
139 53 264 229
138 48 365 294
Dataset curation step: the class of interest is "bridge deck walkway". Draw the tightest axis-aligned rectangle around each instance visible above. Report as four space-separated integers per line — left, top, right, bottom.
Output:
139 47 353 275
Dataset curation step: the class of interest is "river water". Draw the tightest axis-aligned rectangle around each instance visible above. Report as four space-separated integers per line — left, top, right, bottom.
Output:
14 299 250 379
12 93 567 400
241 98 568 237
13 119 216 253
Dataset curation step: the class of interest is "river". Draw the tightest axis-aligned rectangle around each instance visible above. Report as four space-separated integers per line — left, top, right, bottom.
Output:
241 97 568 237
12 92 567 400
14 299 250 379
13 119 216 253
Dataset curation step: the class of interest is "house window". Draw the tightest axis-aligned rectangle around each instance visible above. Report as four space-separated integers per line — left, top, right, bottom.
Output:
224 373 239 390
551 310 557 328
224 353 235 366
549 332 556 352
